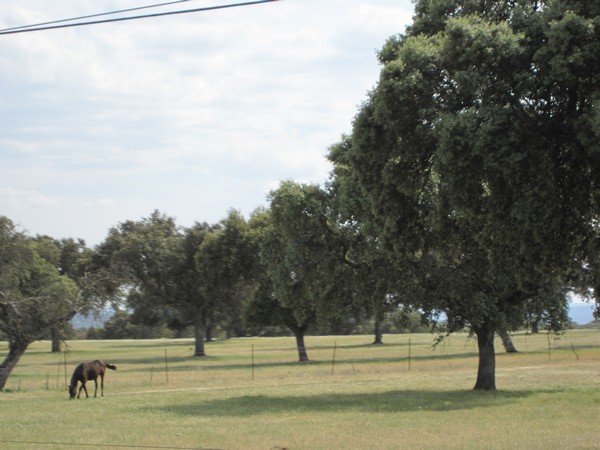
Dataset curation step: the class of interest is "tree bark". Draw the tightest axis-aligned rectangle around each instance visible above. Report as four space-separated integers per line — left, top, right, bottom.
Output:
0 338 29 391
51 327 62 353
474 325 496 391
293 329 309 362
193 314 207 357
373 315 383 345
498 330 518 353
205 323 213 342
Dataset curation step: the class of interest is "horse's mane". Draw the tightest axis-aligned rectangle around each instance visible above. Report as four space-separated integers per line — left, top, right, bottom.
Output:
70 363 83 388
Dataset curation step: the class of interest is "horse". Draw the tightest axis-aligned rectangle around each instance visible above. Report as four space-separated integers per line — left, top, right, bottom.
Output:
68 360 117 399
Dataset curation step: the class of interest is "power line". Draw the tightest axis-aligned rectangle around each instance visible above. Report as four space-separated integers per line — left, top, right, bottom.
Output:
0 0 195 32
0 0 280 36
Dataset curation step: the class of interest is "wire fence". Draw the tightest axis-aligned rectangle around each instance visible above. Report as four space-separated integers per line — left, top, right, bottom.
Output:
4 330 594 395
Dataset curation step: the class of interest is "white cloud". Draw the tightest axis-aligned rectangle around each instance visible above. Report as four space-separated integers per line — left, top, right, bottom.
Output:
0 0 414 245
0 187 61 209
83 197 116 209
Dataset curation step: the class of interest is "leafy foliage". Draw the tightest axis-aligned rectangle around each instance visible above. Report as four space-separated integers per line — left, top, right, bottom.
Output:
344 0 600 389
0 217 81 389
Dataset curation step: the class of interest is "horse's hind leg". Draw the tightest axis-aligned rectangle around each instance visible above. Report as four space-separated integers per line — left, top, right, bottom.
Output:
93 379 98 397
100 373 104 397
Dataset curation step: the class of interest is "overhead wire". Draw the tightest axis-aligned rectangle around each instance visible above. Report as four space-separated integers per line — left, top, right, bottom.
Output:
0 0 280 36
0 0 195 32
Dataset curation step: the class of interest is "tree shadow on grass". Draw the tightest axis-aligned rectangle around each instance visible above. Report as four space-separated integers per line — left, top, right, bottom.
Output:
196 350 481 372
101 340 192 349
154 389 548 417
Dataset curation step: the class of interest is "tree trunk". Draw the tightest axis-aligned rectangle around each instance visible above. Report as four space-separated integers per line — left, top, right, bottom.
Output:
474 325 496 391
293 329 309 362
173 327 185 339
373 315 384 345
193 314 207 357
51 327 62 353
226 319 240 339
0 339 29 391
498 330 518 353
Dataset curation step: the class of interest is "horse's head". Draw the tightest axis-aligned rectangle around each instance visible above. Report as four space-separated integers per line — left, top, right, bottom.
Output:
68 385 77 399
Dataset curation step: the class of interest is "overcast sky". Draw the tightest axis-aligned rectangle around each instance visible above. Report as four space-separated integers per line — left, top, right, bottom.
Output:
0 0 414 246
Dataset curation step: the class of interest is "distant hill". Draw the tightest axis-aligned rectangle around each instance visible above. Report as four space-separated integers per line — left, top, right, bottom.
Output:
71 308 114 329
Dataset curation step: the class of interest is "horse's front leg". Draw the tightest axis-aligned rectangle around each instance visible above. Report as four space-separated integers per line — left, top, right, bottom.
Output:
79 382 88 398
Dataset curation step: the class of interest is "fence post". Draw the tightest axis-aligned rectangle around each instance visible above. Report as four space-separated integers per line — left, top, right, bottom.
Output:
408 338 412 372
570 343 580 360
63 352 68 388
331 341 337 375
164 349 169 384
56 357 61 389
251 344 255 381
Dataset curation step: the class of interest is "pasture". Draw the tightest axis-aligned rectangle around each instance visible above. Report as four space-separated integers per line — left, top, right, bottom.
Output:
1 330 599 449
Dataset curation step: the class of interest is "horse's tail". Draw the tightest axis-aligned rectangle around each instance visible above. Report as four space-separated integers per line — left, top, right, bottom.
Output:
105 363 117 370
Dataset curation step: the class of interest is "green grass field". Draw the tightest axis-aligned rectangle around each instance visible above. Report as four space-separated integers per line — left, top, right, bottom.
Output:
1 330 599 449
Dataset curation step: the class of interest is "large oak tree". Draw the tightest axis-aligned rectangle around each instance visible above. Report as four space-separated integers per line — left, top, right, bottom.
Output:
260 181 349 361
345 0 600 390
96 211 185 338
194 210 254 348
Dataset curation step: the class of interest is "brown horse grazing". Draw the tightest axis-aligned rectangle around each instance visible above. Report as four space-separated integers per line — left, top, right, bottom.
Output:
68 360 117 400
